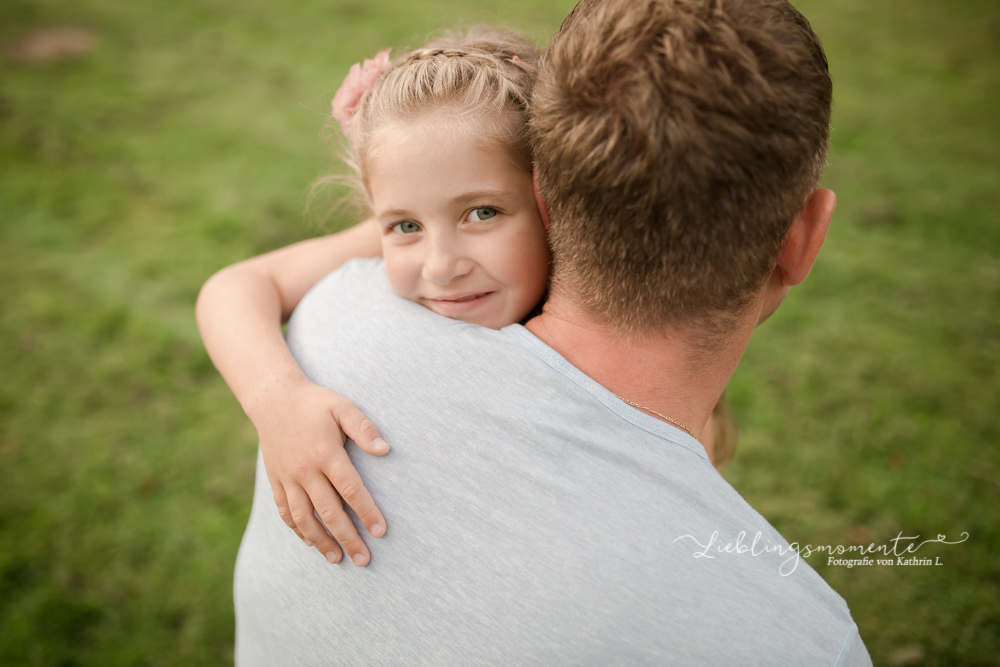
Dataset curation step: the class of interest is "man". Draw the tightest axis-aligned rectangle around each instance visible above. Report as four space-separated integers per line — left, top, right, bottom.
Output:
233 0 871 663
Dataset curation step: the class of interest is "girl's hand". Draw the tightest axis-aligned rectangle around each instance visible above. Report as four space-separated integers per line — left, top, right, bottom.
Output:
249 374 390 566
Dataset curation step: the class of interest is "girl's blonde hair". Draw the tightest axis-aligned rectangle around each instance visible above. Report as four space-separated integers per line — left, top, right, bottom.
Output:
333 26 540 204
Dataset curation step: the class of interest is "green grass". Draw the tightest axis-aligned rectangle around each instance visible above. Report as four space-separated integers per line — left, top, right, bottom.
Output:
1 0 997 664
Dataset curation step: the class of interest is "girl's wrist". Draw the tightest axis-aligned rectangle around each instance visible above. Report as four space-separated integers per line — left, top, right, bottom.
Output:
241 366 310 425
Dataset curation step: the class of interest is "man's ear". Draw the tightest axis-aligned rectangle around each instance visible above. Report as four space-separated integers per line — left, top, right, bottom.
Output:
776 188 836 286
754 189 836 327
532 164 551 231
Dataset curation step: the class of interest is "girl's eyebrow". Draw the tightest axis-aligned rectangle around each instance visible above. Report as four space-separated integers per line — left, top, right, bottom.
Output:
378 208 416 220
451 189 512 206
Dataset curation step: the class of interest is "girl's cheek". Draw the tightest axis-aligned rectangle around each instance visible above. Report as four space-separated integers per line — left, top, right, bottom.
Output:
382 248 413 296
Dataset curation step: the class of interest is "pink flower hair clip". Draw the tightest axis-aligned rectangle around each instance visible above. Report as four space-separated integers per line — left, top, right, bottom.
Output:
509 55 537 73
331 47 393 137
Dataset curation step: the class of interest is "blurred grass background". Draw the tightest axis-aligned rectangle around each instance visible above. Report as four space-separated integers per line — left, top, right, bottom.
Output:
0 0 997 664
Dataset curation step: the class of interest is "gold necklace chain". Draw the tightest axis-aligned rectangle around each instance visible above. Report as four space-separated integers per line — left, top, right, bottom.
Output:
615 395 697 439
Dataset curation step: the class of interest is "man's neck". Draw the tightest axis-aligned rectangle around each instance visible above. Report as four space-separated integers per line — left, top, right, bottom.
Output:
524 296 755 457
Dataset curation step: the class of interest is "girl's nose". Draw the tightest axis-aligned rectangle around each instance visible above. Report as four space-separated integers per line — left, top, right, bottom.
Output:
422 237 472 286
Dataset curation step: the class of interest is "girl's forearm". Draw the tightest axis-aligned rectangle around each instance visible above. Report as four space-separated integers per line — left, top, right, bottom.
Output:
195 219 382 419
196 265 306 420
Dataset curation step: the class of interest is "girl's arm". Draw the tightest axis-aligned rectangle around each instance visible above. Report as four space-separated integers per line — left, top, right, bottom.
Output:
196 219 387 566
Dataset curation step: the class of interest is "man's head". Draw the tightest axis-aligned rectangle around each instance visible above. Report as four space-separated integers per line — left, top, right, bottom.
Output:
531 0 833 336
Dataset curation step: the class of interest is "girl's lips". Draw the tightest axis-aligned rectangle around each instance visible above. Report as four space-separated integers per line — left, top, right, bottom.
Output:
426 291 494 315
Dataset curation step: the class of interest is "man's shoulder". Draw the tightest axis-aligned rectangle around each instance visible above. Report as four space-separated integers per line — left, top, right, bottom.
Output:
286 257 518 383
290 257 490 344
294 257 401 321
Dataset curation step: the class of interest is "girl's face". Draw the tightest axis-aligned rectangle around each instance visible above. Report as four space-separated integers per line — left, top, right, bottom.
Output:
367 113 550 330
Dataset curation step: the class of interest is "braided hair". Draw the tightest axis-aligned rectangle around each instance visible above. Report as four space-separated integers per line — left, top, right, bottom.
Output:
341 26 540 198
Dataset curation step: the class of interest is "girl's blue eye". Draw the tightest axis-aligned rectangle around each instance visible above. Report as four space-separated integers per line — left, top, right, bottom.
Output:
468 207 498 222
394 221 421 234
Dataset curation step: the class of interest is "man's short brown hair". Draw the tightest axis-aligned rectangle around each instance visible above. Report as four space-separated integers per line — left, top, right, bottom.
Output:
531 0 832 334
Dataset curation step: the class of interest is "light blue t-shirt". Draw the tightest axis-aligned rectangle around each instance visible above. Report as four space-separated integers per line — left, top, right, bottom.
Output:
234 258 871 666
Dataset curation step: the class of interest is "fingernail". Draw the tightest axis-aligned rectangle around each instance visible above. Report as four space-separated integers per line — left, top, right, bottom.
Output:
303 538 313 547
352 552 368 566
325 551 340 564
373 437 390 452
370 522 385 537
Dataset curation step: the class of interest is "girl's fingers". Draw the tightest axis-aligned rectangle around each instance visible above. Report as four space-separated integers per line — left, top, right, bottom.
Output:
284 484 344 564
324 446 387 539
270 480 300 533
334 400 390 456
269 470 313 543
305 478 372 567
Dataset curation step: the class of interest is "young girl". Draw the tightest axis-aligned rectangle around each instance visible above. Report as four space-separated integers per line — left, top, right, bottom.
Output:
196 27 733 570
